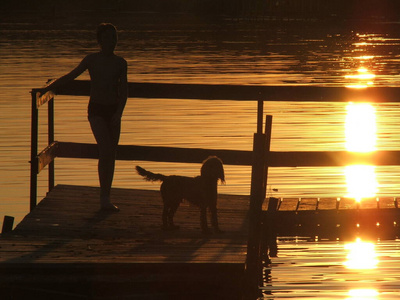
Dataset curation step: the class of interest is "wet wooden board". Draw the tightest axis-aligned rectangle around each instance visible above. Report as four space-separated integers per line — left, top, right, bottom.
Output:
318 198 338 210
298 198 318 211
278 198 299 211
379 197 397 209
360 197 379 209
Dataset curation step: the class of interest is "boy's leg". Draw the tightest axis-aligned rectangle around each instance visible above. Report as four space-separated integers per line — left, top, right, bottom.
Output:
89 115 120 211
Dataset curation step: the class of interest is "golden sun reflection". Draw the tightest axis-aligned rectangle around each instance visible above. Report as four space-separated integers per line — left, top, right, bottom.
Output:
345 103 376 152
344 103 378 202
345 165 378 202
347 288 379 299
345 68 375 88
344 238 378 269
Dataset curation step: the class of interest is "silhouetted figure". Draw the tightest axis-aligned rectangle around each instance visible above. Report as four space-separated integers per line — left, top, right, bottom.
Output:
135 156 225 234
39 23 128 212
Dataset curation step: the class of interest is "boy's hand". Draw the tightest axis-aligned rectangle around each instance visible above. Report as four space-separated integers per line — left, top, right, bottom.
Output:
36 87 52 97
36 88 47 97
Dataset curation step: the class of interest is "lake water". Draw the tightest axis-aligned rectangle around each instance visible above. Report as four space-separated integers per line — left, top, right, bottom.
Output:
266 237 400 299
2 19 400 298
2 22 400 224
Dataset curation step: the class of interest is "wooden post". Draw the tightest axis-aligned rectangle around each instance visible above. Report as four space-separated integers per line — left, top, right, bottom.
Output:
263 115 272 199
30 91 38 211
48 97 55 191
257 100 263 134
259 116 277 262
245 110 272 299
1 216 14 234
261 197 279 262
245 132 265 299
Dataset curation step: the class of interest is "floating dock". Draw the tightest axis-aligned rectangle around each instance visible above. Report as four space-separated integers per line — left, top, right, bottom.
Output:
2 186 400 299
262 196 400 242
0 184 250 299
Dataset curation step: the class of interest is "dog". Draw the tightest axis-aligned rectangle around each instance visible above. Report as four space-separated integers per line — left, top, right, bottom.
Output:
135 156 225 234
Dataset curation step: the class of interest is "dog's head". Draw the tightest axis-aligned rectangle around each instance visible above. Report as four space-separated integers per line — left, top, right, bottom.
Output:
200 156 225 183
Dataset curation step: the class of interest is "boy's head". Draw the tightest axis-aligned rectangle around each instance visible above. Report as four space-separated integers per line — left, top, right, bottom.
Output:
97 23 118 55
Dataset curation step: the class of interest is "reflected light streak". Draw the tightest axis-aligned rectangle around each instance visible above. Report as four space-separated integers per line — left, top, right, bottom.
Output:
344 238 378 269
347 289 379 299
344 103 378 202
345 165 377 202
345 103 376 152
354 56 375 60
345 67 375 88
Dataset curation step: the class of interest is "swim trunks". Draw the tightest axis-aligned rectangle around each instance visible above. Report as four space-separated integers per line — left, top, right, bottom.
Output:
88 102 118 122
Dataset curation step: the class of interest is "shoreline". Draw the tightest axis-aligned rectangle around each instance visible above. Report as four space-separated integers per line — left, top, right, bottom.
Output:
2 9 400 32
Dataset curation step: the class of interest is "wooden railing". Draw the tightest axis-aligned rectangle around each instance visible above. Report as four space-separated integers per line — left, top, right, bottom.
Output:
30 80 400 300
30 81 400 203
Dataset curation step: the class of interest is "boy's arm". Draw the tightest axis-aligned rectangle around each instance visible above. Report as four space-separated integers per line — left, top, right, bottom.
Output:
115 59 128 117
39 56 89 95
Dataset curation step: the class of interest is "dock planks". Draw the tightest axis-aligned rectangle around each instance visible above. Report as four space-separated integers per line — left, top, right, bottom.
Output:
0 184 250 299
3 185 400 298
263 196 400 240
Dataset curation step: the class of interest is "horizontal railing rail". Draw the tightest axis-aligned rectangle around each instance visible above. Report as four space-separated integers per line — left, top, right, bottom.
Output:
36 142 400 174
32 80 400 105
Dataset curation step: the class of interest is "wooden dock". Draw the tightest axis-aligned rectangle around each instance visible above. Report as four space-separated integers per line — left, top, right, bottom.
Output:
262 197 400 243
0 184 250 299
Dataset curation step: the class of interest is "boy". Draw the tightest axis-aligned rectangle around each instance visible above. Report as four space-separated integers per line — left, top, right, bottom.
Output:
39 23 128 212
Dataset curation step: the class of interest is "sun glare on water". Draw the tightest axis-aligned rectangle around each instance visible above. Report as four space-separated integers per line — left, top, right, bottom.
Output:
344 238 378 269
345 68 375 88
347 289 379 299
344 239 379 298
344 102 378 202
345 103 376 152
345 165 378 201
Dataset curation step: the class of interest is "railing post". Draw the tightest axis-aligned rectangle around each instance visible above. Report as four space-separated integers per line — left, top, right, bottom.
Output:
48 97 55 191
260 115 276 261
1 216 14 234
30 91 38 211
263 115 272 199
245 131 265 299
260 197 279 265
245 106 272 299
257 100 263 134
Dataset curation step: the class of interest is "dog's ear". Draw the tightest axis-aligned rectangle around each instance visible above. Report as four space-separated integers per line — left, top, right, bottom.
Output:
201 156 225 183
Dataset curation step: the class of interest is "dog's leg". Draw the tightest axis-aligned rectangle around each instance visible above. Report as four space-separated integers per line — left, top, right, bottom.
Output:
200 207 211 234
162 205 169 230
161 205 180 231
210 206 223 233
167 202 180 231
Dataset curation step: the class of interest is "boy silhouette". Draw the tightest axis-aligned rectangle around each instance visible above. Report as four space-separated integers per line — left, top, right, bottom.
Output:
39 23 128 212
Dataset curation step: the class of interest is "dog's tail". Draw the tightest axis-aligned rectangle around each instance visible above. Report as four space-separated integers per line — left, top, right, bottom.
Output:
135 166 167 182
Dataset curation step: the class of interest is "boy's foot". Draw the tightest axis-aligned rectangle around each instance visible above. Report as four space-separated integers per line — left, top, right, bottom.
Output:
100 203 120 212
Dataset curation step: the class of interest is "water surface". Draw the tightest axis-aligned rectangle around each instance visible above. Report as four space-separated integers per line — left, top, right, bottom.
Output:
2 23 400 225
266 238 400 299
